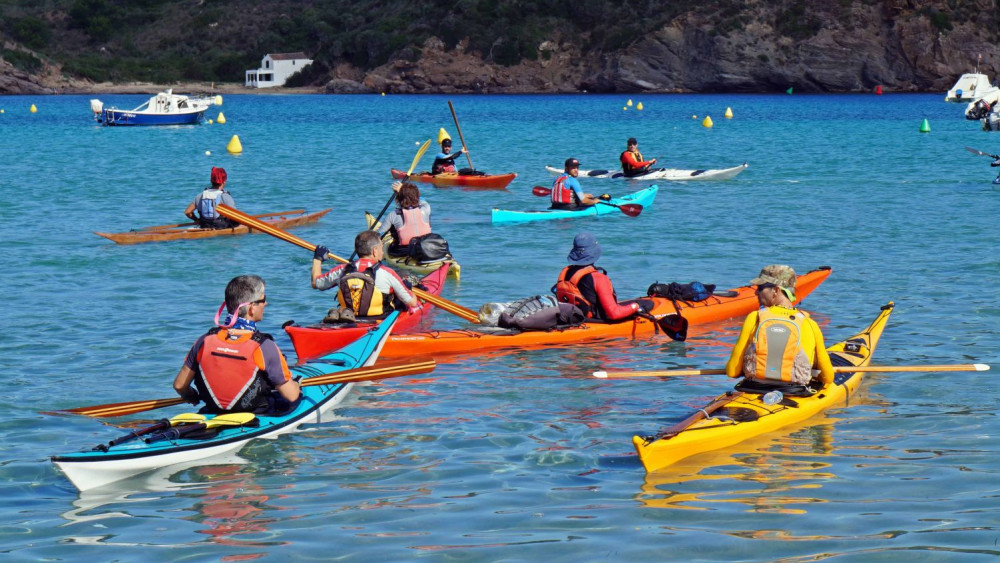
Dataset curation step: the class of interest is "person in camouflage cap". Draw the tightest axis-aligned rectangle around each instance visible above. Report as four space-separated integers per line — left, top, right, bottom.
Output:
750 264 796 301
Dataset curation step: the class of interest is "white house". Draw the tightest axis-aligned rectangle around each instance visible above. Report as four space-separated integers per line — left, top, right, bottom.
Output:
245 52 313 88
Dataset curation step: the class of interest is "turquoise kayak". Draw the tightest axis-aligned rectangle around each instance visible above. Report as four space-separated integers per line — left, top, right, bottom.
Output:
491 185 658 224
52 313 401 491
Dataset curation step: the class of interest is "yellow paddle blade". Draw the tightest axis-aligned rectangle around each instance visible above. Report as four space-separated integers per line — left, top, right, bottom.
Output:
204 412 256 428
409 139 432 176
437 128 451 144
170 413 206 424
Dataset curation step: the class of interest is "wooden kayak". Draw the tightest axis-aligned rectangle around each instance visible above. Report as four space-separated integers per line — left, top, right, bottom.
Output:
95 209 331 245
284 263 449 362
545 163 748 181
52 313 401 491
391 168 516 189
632 302 894 472
491 185 658 224
365 211 461 280
376 266 832 359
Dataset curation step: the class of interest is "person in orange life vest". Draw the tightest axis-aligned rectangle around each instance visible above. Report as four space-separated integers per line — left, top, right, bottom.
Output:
431 138 467 174
379 181 431 258
553 232 647 322
551 158 607 210
620 137 657 178
173 275 299 414
725 265 834 387
185 167 237 229
311 230 421 321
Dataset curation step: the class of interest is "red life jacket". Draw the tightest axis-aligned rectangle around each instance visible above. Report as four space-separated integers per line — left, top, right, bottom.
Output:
396 206 431 245
555 265 597 317
195 328 271 412
551 174 577 205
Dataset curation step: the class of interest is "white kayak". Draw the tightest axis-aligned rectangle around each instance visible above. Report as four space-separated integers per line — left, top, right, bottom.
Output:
545 162 748 181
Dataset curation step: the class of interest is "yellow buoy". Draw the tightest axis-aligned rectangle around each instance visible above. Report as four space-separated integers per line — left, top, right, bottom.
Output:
227 134 243 154
724 107 733 118
1 109 5 114
381 92 385 96
207 119 213 124
437 128 451 144
30 104 37 113
626 99 633 106
214 95 223 106
702 116 714 128
636 102 644 111
623 106 628 111
217 112 226 124
692 115 697 119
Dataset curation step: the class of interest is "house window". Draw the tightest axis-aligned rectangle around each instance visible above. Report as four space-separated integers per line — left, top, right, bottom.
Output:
265 60 270 69
261 74 273 82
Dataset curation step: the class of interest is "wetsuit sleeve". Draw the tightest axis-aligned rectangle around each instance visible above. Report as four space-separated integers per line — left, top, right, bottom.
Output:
807 319 835 385
591 271 638 321
258 339 292 387
725 311 759 378
314 263 348 291
621 152 653 168
380 267 418 306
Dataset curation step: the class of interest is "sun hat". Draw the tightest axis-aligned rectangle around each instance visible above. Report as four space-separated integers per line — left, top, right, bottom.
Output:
567 232 602 265
750 264 796 300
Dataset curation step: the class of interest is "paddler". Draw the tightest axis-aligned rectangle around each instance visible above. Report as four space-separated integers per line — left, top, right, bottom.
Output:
174 275 300 414
620 137 657 177
724 265 835 392
431 137 467 174
184 167 237 229
311 230 422 323
550 158 608 210
553 232 648 322
379 181 432 258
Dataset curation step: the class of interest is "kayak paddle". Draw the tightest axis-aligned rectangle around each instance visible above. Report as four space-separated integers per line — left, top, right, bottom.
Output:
448 100 474 170
217 204 480 323
96 413 206 451
357 140 432 260
965 146 1000 159
593 363 991 379
53 359 440 418
530 186 644 217
145 412 257 444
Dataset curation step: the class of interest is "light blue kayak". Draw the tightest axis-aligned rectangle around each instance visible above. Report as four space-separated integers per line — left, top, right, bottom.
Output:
491 185 658 224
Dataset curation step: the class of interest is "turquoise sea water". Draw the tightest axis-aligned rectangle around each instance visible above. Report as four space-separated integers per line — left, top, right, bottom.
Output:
1 92 998 561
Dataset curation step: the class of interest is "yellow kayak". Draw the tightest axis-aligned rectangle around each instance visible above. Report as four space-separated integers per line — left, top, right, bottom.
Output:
365 212 461 280
633 302 895 472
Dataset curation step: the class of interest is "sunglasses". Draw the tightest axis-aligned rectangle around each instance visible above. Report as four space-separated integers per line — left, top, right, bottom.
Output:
252 295 267 305
755 284 777 294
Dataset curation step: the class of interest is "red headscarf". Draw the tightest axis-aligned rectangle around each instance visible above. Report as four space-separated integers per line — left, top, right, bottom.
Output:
210 167 227 186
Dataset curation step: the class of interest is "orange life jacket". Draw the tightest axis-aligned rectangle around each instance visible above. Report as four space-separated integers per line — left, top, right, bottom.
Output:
195 328 271 412
554 265 597 316
743 308 812 384
338 262 389 316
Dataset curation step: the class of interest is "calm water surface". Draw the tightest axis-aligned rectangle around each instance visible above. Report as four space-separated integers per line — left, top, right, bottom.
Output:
1 92 998 561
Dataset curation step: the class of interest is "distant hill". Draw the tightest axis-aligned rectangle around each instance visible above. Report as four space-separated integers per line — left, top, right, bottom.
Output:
2 0 999 94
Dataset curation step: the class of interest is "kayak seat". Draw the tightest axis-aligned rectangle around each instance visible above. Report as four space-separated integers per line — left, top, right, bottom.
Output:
735 377 816 398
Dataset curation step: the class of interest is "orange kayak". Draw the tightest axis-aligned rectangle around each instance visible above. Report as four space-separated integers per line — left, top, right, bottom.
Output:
390 168 516 189
284 264 449 362
378 266 831 359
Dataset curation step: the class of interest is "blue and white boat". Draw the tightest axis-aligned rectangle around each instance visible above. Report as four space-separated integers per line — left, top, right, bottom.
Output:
90 89 215 126
52 313 402 491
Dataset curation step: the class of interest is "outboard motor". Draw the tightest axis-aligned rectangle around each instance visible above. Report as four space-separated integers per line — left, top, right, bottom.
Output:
967 99 992 120
89 99 103 114
982 110 1000 132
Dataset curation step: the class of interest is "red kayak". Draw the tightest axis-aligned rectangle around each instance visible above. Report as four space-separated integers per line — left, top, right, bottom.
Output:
285 263 449 362
390 168 516 190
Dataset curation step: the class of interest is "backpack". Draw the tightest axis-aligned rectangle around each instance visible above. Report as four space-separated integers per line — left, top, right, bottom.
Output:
495 295 585 331
458 168 487 176
407 233 451 263
646 281 715 302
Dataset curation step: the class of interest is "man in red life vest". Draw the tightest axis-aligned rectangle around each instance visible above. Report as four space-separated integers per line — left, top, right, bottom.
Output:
620 138 657 178
553 232 646 322
551 158 602 210
174 275 299 414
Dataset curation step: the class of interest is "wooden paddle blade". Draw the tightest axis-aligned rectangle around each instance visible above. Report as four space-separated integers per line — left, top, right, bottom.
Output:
618 203 643 217
302 359 437 387
52 397 187 418
532 186 552 197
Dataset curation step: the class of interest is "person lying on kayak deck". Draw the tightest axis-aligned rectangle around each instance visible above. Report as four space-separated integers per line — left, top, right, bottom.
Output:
311 230 421 322
724 265 834 391
174 274 300 414
552 232 647 322
431 138 468 174
551 158 608 210
184 166 237 229
379 181 431 257
620 137 657 177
